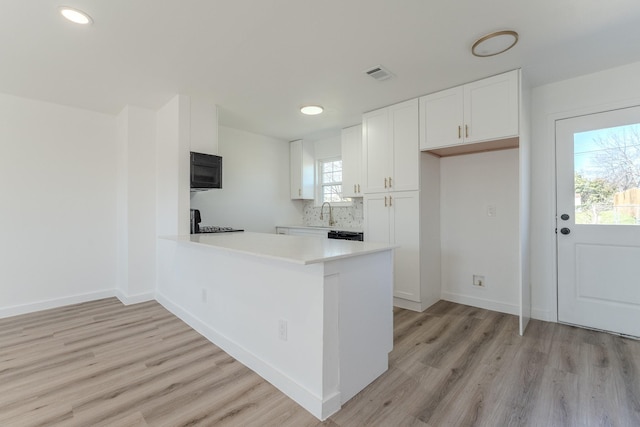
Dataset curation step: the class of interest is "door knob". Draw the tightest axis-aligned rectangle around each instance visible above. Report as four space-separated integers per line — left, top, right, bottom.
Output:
561 214 570 220
560 227 571 235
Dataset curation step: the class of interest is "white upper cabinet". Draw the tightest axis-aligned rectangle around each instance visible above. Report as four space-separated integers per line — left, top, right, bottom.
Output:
419 86 464 150
420 70 519 150
363 99 419 194
290 139 315 200
363 108 389 194
341 125 363 198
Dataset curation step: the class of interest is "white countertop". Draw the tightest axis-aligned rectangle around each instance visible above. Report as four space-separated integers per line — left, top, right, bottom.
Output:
162 232 393 265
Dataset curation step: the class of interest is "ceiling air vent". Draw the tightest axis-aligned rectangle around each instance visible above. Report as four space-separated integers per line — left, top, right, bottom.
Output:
364 65 393 81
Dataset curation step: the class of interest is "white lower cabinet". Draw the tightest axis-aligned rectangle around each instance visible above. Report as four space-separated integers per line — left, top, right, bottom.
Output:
364 191 421 303
275 226 328 238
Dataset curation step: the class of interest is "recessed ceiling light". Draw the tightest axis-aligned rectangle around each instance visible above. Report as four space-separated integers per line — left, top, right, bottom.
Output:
59 6 93 25
472 30 518 57
300 105 324 116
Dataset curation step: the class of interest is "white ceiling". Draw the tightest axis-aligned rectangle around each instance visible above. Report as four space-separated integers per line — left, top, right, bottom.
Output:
3 1 640 141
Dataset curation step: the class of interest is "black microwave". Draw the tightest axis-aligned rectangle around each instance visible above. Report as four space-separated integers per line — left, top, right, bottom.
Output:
190 152 222 190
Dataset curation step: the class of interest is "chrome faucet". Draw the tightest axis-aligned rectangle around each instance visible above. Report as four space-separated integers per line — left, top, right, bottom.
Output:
320 202 335 226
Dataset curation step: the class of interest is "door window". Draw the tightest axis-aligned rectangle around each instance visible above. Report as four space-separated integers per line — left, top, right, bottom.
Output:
574 124 640 225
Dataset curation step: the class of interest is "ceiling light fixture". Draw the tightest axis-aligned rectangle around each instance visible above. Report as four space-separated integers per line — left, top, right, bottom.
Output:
59 6 93 25
300 105 324 116
472 30 518 57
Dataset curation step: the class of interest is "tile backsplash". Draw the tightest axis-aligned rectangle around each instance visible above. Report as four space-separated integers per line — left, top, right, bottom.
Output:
302 199 363 229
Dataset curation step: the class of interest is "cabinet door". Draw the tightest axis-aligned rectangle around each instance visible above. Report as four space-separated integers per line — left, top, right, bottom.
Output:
363 194 390 244
419 86 464 150
390 191 421 302
290 140 303 199
390 99 419 192
287 228 328 238
362 108 391 194
464 70 519 144
290 140 315 199
341 125 363 198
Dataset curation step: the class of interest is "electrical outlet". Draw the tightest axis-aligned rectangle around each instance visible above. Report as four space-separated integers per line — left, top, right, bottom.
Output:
278 319 288 341
473 275 485 288
487 204 497 217
201 288 207 302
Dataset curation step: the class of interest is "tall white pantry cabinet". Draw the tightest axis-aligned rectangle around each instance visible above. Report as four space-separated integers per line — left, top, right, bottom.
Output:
363 98 441 311
362 69 530 335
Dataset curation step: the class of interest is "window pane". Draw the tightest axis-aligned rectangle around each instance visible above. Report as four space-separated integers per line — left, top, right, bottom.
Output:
574 124 640 225
319 159 349 204
322 184 342 202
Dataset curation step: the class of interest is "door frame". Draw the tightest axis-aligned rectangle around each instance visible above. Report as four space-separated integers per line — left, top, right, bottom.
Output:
550 99 640 324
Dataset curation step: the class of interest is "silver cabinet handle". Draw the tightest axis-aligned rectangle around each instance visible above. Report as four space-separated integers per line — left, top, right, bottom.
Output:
458 125 461 139
384 177 387 188
384 196 387 207
357 184 360 193
354 184 357 193
388 177 392 188
389 195 392 206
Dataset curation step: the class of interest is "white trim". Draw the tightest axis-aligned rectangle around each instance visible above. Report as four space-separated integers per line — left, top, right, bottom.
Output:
0 289 116 319
441 292 519 316
531 307 554 322
155 291 341 420
393 296 439 312
315 157 351 207
115 289 155 305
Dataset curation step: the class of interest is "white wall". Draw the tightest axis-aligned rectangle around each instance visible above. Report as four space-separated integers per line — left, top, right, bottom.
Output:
190 126 302 232
189 97 219 155
440 149 520 314
156 94 191 237
0 93 117 317
530 60 640 321
313 135 341 160
116 106 157 302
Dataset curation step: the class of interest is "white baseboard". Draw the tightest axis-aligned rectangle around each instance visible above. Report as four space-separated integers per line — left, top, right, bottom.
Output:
440 292 519 316
115 289 155 305
531 307 555 322
0 289 117 319
393 296 439 312
155 291 339 420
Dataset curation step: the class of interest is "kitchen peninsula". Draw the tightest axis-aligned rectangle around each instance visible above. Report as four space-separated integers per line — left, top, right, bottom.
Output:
156 232 395 420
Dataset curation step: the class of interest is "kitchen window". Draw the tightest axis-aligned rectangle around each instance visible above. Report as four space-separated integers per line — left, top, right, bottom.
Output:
318 158 351 205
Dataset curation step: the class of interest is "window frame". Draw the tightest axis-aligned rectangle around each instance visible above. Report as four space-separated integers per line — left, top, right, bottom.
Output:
315 156 352 207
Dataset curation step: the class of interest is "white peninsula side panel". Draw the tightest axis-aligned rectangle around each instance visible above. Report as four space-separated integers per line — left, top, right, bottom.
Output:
156 234 393 420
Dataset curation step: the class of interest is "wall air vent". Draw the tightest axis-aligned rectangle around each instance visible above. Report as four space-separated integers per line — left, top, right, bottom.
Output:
364 65 393 81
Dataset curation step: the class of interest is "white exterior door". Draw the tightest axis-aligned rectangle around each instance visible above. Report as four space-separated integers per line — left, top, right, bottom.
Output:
556 106 640 337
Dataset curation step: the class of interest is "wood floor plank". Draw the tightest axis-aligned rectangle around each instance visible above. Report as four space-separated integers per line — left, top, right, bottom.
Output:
2 297 640 426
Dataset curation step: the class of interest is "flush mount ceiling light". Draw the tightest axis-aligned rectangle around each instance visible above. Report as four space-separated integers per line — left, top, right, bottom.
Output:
300 105 324 116
472 30 518 57
59 6 93 25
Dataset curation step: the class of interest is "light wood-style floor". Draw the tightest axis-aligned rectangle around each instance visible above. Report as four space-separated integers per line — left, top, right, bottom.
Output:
1 298 639 426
